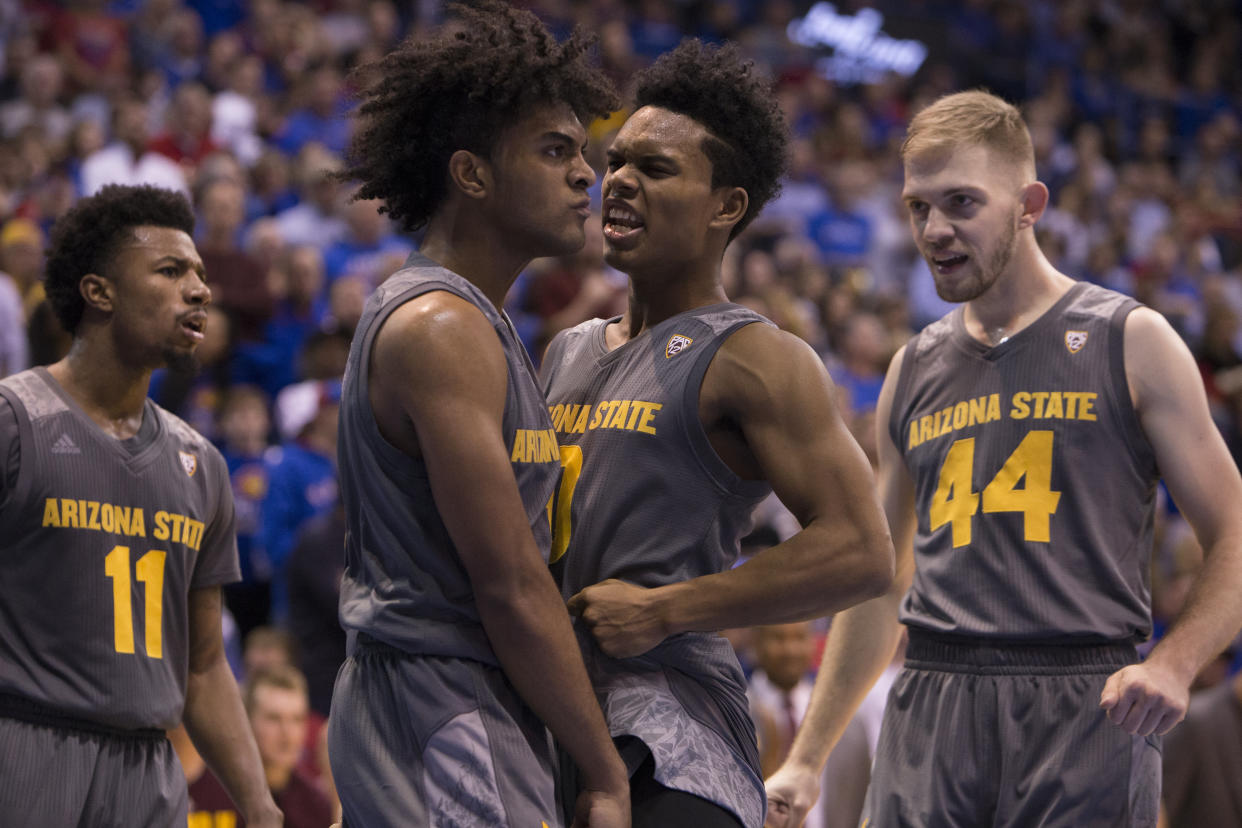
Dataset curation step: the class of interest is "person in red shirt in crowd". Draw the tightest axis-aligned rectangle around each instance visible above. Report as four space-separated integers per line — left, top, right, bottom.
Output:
187 664 335 828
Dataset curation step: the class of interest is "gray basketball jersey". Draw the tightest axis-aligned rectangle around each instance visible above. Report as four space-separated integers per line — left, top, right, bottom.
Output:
0 368 239 731
336 253 561 664
890 281 1158 640
541 303 773 828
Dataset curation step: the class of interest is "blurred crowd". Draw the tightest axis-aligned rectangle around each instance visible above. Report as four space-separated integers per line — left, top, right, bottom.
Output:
1 1 1239 826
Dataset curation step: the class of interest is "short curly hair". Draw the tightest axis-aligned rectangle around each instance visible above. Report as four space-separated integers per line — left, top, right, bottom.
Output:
345 0 620 233
633 39 789 240
44 184 195 333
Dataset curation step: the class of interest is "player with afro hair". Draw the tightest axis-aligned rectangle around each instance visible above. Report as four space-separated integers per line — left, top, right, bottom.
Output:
345 0 620 232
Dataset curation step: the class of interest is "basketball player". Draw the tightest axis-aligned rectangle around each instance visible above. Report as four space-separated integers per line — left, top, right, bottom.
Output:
540 40 895 828
0 184 280 826
325 4 629 826
764 91 1242 827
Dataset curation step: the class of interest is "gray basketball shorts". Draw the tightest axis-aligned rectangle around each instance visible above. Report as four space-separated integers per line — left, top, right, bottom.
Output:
328 641 561 827
861 631 1161 828
0 712 187 827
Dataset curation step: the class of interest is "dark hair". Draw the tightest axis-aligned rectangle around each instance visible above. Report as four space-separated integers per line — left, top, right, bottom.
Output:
44 184 195 333
344 0 620 234
633 39 789 240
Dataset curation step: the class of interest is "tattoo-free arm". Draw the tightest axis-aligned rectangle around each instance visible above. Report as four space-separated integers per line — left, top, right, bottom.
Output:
183 587 283 828
374 295 629 822
763 345 914 827
1100 308 1242 735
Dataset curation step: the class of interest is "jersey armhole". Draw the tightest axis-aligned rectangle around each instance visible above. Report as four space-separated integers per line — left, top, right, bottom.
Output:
1108 300 1158 475
681 318 779 499
0 387 33 518
886 332 922 452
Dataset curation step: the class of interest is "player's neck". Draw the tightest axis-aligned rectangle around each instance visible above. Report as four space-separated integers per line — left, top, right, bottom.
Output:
614 269 728 344
964 245 1074 346
48 339 153 439
420 212 531 312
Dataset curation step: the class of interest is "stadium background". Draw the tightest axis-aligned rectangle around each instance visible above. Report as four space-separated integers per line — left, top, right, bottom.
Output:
0 0 1239 825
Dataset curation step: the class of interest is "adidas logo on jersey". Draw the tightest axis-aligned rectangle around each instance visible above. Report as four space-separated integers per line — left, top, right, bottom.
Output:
666 334 693 358
50 433 80 454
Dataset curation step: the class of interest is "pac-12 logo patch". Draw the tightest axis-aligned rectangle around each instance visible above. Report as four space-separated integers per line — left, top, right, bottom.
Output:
666 334 693 358
179 451 198 477
1065 330 1088 353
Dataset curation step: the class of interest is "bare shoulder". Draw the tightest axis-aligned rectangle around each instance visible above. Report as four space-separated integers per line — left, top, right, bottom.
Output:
1122 305 1199 409
371 290 505 386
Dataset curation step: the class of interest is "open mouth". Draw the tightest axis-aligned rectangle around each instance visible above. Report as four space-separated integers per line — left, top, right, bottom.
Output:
932 253 968 272
603 203 645 244
180 313 206 342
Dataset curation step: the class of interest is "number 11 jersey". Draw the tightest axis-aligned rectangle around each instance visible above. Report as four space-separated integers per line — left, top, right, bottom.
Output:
0 368 239 731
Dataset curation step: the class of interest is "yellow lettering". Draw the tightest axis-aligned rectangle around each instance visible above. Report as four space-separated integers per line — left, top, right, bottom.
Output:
549 404 565 431
62 499 79 528
572 405 590 433
952 402 968 430
130 508 145 538
919 415 934 445
1044 391 1064 419
186 519 204 551
936 407 953 437
589 402 611 430
42 498 60 528
100 503 115 533
1010 392 1031 419
86 501 101 531
153 511 170 541
525 430 537 461
969 396 988 427
115 505 131 536
1080 392 1097 421
908 421 922 450
986 393 1001 422
606 400 631 430
637 403 661 435
168 513 186 544
625 402 645 431
510 431 527 462
1031 391 1049 418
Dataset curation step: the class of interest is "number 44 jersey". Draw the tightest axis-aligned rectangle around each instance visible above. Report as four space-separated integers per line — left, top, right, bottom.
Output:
0 368 239 731
891 282 1159 641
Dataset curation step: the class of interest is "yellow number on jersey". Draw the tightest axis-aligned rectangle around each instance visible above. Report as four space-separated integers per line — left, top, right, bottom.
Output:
982 430 1061 543
928 437 979 547
104 545 167 658
546 444 583 564
929 431 1061 548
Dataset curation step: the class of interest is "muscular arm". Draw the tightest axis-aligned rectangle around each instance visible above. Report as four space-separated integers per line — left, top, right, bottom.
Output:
1101 308 1242 735
182 587 282 828
764 346 915 828
571 324 894 654
372 294 628 815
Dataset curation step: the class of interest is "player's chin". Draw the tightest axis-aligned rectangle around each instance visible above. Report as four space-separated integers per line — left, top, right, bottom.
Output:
162 345 202 375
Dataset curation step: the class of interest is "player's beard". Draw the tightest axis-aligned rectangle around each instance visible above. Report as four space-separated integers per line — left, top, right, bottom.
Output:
933 216 1018 303
162 346 201 375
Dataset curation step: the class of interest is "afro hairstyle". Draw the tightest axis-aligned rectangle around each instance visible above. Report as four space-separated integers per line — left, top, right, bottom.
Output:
344 0 620 234
44 184 196 333
633 39 789 240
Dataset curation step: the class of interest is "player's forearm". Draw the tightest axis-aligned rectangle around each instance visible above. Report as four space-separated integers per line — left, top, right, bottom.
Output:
784 590 904 774
475 569 628 796
654 523 893 634
1146 533 1242 685
183 657 280 821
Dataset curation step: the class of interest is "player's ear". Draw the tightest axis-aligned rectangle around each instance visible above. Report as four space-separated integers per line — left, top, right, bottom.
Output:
79 273 115 314
1018 181 1049 229
710 186 748 233
447 150 492 201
